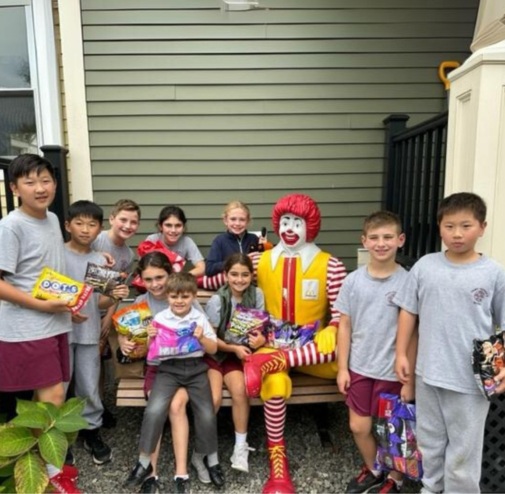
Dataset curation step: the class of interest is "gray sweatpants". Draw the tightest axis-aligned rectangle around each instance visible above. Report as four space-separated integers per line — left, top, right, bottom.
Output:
416 379 489 493
69 343 104 430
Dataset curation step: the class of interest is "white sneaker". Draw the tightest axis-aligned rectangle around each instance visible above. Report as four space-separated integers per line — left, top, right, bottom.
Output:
230 442 254 473
191 452 211 484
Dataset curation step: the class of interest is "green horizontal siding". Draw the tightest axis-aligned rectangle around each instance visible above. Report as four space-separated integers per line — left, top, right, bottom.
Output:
90 159 383 175
84 39 477 55
81 9 476 25
81 0 478 269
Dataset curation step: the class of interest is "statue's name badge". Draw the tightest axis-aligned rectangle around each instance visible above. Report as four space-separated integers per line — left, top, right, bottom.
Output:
302 279 319 300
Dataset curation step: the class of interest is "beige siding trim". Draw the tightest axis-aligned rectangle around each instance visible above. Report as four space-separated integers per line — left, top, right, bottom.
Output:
57 0 93 200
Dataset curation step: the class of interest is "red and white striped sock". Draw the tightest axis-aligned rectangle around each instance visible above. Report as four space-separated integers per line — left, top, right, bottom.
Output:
264 397 286 443
199 272 226 290
285 343 336 368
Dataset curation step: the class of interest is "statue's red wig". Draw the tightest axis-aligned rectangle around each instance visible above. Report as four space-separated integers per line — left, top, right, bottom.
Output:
272 194 321 242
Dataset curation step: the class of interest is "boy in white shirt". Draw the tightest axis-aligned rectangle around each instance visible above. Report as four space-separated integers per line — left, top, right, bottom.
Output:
124 273 225 493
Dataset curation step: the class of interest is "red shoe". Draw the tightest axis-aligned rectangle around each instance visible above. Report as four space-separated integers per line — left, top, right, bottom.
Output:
262 439 295 494
243 351 288 398
50 472 81 494
62 464 79 481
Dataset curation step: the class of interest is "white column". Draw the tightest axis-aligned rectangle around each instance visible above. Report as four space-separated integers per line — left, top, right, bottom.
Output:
57 0 93 200
446 40 505 266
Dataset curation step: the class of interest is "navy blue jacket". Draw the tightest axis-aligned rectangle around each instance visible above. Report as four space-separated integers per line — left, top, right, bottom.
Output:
205 231 259 276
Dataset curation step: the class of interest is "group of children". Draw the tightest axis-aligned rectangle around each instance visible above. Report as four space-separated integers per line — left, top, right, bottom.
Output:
1 153 505 494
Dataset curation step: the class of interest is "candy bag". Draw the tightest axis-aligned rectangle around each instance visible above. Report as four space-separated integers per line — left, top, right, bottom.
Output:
147 320 202 363
84 262 129 297
32 267 93 314
266 318 319 349
112 301 153 360
224 305 270 347
472 331 505 399
374 393 423 480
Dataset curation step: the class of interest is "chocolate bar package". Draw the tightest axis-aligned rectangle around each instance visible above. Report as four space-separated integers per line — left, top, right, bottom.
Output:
223 305 270 347
84 262 128 297
374 393 423 480
472 331 505 399
32 267 93 314
266 318 319 349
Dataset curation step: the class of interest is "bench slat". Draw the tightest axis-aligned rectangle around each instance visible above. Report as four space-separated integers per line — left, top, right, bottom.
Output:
116 373 342 408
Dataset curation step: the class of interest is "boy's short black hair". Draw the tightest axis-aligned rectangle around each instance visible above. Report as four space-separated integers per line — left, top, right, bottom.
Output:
8 154 56 183
362 211 402 236
166 272 197 295
67 200 104 224
437 192 487 224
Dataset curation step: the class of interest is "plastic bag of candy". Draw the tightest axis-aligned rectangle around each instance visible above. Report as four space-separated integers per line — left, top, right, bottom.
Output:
84 262 129 298
147 321 202 363
266 318 319 349
472 331 505 399
223 305 270 347
32 267 94 314
374 393 423 480
112 301 153 360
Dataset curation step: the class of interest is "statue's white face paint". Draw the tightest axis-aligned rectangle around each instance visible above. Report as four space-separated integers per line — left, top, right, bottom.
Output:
279 214 307 254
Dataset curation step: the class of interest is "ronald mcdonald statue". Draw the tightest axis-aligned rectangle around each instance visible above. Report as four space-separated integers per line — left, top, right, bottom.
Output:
245 193 347 494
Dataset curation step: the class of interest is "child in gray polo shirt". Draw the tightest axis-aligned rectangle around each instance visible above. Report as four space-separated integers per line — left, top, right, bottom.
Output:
395 192 505 493
336 211 411 494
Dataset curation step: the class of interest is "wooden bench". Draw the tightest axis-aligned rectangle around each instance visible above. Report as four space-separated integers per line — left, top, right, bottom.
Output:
115 289 343 408
116 373 343 408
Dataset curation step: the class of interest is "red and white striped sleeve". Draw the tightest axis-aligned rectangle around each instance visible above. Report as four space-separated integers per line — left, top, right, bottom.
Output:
326 256 347 327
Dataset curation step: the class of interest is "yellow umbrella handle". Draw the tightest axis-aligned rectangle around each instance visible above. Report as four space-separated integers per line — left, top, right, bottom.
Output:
438 61 461 90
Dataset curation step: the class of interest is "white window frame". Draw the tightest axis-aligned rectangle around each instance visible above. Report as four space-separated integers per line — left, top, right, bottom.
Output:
0 0 62 151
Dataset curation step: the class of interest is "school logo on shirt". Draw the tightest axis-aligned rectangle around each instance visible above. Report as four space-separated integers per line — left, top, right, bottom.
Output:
385 291 397 307
472 288 489 305
302 279 319 300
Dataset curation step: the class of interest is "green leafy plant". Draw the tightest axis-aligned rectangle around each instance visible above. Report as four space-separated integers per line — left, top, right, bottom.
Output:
0 398 87 494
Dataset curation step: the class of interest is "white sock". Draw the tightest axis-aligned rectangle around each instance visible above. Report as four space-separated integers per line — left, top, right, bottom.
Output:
388 475 403 487
207 451 219 467
371 468 382 478
235 431 247 446
47 464 60 478
174 474 189 480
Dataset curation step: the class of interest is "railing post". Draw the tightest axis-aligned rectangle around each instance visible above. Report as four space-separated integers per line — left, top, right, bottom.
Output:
382 114 409 210
41 145 69 235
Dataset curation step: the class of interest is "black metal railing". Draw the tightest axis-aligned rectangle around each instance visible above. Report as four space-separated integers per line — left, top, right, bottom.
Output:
0 147 69 233
383 112 448 262
0 157 15 220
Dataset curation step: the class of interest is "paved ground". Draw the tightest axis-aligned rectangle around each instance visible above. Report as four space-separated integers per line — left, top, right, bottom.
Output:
72 371 422 493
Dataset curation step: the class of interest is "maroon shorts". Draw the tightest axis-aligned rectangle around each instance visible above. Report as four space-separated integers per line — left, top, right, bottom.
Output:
346 369 402 417
204 354 243 376
0 333 70 392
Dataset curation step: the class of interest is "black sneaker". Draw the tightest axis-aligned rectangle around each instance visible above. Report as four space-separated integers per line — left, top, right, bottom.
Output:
141 476 160 494
174 477 190 494
346 465 384 493
368 477 401 493
81 428 112 465
124 462 153 489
